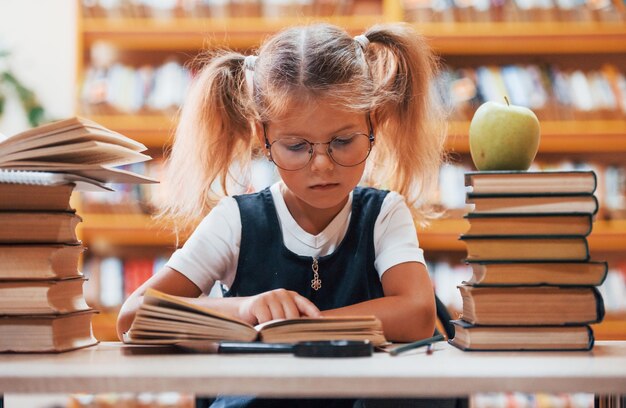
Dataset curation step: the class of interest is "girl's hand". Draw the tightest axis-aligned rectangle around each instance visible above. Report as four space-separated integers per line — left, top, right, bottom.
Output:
238 289 321 325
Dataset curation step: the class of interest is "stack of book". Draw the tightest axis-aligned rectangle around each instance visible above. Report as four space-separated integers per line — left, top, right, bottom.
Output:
450 170 607 351
0 117 156 352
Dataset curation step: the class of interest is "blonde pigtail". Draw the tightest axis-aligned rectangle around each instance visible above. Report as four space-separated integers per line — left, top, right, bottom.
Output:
363 24 448 224
156 51 257 231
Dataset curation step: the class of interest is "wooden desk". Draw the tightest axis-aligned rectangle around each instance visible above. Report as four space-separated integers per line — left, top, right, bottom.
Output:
0 341 625 398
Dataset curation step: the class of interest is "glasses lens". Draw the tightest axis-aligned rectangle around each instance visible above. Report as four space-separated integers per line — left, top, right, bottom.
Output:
329 133 372 167
270 138 312 170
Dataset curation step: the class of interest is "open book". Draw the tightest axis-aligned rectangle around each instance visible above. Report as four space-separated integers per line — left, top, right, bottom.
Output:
0 117 158 188
124 289 387 346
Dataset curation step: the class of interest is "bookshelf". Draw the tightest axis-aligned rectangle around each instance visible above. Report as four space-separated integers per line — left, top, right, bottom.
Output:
75 0 626 340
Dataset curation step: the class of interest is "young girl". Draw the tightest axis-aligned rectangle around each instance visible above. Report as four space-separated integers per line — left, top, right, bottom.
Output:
118 22 447 407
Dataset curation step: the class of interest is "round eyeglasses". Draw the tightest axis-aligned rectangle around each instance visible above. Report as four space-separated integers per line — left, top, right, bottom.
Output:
263 125 375 172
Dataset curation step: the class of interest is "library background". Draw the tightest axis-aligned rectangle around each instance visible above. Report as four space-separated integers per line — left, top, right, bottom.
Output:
1 0 626 406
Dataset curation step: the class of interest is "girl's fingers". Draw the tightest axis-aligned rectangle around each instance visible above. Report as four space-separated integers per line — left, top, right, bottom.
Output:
266 295 286 321
293 295 321 317
277 291 300 319
254 303 273 324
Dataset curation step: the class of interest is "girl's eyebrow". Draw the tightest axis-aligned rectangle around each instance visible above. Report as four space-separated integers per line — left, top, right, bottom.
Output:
278 123 363 137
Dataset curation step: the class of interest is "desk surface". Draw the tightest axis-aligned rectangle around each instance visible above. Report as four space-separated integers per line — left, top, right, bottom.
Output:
1 341 625 397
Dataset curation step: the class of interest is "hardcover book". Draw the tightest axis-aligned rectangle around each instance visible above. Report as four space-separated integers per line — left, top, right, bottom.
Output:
448 320 594 351
458 285 604 325
460 235 590 261
0 277 90 315
464 213 594 236
464 260 608 286
464 170 597 195
0 310 98 353
0 212 81 244
124 289 387 346
466 194 598 215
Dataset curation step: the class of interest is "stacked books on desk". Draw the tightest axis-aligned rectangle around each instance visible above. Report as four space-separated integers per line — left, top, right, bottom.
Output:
0 117 156 353
450 170 607 351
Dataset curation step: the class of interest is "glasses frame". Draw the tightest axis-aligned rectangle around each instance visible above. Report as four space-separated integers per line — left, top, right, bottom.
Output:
263 114 375 171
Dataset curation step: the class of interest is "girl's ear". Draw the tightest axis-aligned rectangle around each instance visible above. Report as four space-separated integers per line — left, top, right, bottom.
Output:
370 111 380 135
254 121 269 153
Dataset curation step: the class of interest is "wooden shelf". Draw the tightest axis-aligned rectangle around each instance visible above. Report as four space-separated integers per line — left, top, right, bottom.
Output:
81 18 626 54
81 15 383 50
84 114 175 149
86 115 626 153
80 213 189 248
416 21 626 55
593 313 626 341
79 214 626 252
448 120 626 154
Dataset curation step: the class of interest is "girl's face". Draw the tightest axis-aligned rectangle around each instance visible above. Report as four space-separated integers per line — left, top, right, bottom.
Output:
261 100 372 217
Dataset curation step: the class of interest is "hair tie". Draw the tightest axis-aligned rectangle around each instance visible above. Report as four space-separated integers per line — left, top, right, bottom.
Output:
354 35 370 51
244 55 257 71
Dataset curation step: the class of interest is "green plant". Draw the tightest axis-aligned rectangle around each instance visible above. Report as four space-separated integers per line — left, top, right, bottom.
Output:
0 49 45 127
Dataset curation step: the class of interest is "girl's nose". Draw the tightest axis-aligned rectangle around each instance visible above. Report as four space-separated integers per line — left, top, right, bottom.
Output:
309 143 334 172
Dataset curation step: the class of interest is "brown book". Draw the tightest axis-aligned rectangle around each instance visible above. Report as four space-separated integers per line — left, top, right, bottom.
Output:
0 310 98 353
465 261 608 286
124 289 387 346
458 285 604 325
461 236 590 262
466 194 598 215
0 244 84 280
465 170 597 195
449 320 594 351
0 117 157 185
0 212 81 244
465 213 593 236
0 183 75 211
0 277 89 315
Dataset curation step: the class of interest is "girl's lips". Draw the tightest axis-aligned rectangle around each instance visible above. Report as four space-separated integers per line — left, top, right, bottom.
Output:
309 183 339 190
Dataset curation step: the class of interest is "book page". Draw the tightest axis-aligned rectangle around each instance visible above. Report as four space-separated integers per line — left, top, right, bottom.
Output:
0 141 150 167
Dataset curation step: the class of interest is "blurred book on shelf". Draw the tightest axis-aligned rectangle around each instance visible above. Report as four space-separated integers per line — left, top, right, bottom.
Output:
436 63 626 123
80 60 626 123
402 0 625 22
80 0 382 18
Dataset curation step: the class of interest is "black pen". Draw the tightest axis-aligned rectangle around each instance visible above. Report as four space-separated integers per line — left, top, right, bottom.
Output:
389 334 445 356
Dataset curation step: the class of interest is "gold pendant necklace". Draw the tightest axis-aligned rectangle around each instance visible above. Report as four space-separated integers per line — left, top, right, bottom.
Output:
311 257 321 291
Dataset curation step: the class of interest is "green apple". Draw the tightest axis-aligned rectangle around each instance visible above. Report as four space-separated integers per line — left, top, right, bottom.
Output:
469 99 541 171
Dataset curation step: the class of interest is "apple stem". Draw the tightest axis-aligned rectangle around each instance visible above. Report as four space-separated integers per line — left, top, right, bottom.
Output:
504 96 510 106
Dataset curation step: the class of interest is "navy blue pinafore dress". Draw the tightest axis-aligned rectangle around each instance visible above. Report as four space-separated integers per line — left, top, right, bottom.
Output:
209 186 388 408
